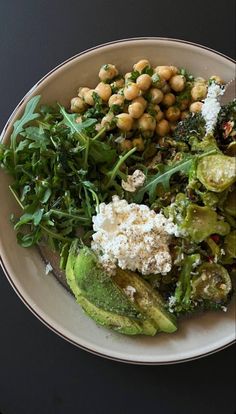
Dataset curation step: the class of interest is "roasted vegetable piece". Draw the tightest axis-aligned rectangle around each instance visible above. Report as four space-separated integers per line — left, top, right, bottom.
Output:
224 231 236 258
224 188 236 217
171 254 200 313
181 204 230 243
189 133 218 152
173 112 206 142
114 268 177 333
192 263 232 302
196 154 236 192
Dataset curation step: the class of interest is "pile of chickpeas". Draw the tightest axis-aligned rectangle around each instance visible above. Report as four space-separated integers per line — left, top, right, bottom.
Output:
70 59 224 152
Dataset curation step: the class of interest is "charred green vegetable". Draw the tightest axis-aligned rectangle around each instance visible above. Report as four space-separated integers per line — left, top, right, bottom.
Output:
196 154 236 192
181 204 230 243
192 263 232 303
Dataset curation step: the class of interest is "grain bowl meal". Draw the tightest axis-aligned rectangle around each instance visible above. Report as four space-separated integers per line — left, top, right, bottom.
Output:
1 59 235 336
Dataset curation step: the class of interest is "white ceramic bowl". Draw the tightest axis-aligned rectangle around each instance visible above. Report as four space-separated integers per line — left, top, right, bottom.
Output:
0 38 235 364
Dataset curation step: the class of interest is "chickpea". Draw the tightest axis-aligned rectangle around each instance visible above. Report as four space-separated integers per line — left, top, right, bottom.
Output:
151 73 166 88
78 87 90 99
120 139 133 152
179 98 190 111
116 113 133 131
210 75 224 85
99 64 118 82
132 96 147 109
70 97 86 113
162 93 176 107
191 84 207 101
169 65 178 75
155 65 172 81
194 77 206 85
108 94 124 108
124 83 140 100
132 136 145 152
156 119 170 136
84 89 95 106
169 75 186 92
95 82 112 101
153 104 161 113
155 110 164 122
101 112 116 130
149 88 164 104
189 101 203 113
136 74 152 91
165 106 181 122
128 102 144 119
180 111 190 120
133 59 151 73
161 82 171 94
111 78 125 90
138 113 156 131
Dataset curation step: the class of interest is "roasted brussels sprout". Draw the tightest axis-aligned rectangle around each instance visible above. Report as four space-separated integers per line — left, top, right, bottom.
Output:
196 154 236 192
181 204 230 243
192 263 232 302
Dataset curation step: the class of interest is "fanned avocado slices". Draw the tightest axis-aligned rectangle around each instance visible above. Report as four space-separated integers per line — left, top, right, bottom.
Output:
65 241 177 335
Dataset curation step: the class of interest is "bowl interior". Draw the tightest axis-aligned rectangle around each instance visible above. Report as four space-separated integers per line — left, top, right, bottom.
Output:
0 38 235 363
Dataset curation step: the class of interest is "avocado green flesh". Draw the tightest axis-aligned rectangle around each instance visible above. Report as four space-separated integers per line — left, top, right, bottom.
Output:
72 246 142 320
77 295 145 335
114 269 177 333
65 243 175 336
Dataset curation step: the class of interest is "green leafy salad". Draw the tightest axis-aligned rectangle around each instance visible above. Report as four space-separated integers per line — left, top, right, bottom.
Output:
0 60 235 336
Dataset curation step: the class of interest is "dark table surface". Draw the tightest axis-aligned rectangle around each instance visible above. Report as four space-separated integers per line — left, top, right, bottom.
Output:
0 1 235 413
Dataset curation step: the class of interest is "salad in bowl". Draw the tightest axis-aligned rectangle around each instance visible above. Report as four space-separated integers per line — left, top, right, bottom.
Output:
0 55 235 339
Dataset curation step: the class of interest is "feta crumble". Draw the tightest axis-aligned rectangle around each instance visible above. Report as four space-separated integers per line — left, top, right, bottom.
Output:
45 262 53 275
121 169 146 192
201 82 224 133
91 196 179 275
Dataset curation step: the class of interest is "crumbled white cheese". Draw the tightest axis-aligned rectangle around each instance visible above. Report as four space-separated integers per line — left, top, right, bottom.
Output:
201 83 224 133
123 285 136 301
91 196 179 275
121 169 146 192
45 262 53 275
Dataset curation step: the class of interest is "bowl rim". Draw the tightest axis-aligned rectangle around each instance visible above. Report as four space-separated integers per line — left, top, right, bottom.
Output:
1 36 235 365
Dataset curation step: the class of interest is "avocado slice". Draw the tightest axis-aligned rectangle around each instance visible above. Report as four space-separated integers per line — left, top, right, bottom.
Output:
114 268 177 333
77 295 157 335
66 242 157 335
69 243 142 319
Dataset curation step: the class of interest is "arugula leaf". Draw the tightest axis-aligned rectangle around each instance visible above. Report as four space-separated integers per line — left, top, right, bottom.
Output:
11 95 41 165
14 208 44 230
89 140 117 164
59 105 97 135
135 156 193 203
